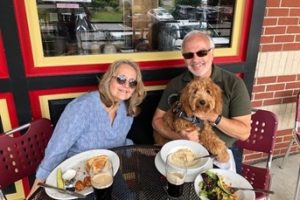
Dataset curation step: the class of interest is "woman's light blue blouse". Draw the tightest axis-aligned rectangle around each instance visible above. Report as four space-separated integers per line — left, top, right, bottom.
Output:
36 91 133 180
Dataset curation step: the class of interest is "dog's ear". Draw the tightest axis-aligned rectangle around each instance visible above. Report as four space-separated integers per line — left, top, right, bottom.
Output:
179 83 194 116
212 83 223 114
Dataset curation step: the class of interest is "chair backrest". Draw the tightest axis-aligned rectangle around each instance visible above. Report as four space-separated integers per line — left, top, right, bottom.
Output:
236 109 278 167
0 118 53 189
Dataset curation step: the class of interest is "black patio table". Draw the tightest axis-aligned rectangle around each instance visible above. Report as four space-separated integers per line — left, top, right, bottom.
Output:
29 145 200 200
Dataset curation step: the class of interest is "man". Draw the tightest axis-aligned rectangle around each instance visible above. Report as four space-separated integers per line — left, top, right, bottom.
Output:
152 30 251 172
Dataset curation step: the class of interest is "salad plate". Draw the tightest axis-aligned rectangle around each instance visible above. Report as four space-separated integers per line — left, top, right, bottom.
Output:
45 149 119 200
194 169 255 200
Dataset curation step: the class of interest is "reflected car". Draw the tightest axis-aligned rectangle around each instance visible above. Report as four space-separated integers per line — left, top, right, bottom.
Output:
173 5 219 24
217 6 233 22
160 20 230 49
194 7 219 24
147 7 174 22
172 5 195 20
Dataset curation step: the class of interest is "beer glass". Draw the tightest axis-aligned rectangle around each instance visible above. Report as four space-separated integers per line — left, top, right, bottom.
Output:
165 153 187 198
90 159 113 200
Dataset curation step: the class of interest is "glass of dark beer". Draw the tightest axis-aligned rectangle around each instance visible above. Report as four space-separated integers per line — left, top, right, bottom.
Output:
165 153 187 198
90 158 113 200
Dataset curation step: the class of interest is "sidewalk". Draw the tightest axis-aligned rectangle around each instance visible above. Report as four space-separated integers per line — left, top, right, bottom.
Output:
254 153 300 200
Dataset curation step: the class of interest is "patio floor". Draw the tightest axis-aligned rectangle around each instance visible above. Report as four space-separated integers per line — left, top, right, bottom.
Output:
254 153 300 200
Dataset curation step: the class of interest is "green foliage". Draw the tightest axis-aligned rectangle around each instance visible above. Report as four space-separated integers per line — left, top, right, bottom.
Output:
220 0 235 5
92 0 119 8
175 0 200 7
207 0 236 6
174 0 235 7
93 10 122 22
208 0 219 6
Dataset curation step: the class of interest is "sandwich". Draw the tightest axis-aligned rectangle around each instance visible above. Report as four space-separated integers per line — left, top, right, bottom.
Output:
86 155 108 174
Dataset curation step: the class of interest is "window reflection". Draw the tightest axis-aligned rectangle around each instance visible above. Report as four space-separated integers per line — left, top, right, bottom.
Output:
37 0 234 57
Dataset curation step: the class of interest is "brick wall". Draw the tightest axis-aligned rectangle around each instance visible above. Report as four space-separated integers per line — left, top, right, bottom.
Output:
244 0 300 163
260 0 300 52
252 75 300 108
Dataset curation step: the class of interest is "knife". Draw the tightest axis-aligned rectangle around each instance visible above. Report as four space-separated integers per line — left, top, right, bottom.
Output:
229 186 275 194
38 182 87 198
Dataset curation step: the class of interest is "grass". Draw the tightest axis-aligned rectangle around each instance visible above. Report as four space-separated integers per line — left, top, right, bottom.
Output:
92 10 123 22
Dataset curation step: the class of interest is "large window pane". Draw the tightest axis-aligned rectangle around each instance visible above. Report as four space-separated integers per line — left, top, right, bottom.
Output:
37 0 235 57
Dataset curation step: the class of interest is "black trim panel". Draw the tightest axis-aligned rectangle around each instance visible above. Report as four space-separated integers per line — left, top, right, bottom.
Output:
0 80 11 92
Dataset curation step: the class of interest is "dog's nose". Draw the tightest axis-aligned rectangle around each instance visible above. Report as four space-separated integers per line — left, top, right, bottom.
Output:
199 100 206 106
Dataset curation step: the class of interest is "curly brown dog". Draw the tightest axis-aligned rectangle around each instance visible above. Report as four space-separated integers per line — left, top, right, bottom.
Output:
154 77 229 162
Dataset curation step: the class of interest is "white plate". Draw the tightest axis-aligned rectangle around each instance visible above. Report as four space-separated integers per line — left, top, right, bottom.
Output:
160 140 210 173
45 149 120 200
154 152 213 182
194 169 255 200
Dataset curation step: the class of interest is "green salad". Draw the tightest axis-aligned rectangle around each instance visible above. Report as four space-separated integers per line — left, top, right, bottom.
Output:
198 170 237 200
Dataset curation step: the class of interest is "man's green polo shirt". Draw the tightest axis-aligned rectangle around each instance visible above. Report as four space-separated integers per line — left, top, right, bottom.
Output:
158 65 251 147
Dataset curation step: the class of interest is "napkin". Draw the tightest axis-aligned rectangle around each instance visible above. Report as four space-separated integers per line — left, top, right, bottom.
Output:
213 149 236 172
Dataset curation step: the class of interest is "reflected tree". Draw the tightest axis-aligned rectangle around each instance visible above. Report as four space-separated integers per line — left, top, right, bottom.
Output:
220 0 235 5
91 0 119 8
175 0 200 7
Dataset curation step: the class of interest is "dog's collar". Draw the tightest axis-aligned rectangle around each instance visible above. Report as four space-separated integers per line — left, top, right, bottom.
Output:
172 102 204 128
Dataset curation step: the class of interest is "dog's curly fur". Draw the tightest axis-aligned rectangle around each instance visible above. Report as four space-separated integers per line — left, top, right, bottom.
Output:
154 77 229 162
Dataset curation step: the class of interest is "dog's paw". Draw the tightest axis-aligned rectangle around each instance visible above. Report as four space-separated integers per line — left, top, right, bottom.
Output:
215 150 230 162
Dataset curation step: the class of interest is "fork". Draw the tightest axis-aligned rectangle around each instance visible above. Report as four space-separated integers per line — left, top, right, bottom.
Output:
64 178 76 191
193 154 216 161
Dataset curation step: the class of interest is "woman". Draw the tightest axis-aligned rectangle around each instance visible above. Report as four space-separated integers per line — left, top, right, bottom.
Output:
26 59 146 199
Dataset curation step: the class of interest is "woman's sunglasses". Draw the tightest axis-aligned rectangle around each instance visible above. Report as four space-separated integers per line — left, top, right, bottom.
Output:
113 75 137 89
182 48 212 59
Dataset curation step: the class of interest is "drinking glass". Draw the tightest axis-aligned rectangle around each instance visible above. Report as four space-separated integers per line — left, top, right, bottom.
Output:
90 158 114 200
165 153 187 198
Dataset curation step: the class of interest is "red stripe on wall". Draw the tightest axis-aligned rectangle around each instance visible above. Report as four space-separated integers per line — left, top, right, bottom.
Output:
0 93 18 128
29 86 97 117
0 32 9 78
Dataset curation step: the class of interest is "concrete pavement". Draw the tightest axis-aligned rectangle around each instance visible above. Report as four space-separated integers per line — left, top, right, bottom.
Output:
254 153 300 200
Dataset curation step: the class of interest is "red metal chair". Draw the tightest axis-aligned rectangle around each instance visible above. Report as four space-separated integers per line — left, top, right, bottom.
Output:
294 162 300 200
279 92 300 200
293 134 300 200
281 91 300 168
236 109 278 200
0 118 53 199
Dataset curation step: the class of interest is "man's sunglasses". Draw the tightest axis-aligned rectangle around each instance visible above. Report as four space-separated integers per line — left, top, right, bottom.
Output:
113 75 137 89
182 48 212 59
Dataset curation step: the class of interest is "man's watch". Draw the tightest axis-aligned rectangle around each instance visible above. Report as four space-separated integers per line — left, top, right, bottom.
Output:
212 115 222 126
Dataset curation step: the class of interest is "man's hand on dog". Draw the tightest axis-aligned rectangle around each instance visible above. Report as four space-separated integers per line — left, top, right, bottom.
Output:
180 128 199 142
194 112 218 124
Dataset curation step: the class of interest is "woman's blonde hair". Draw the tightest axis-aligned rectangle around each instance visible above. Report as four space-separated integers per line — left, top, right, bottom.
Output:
98 59 146 116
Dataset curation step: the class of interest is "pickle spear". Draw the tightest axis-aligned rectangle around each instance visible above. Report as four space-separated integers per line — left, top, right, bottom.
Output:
56 168 64 189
